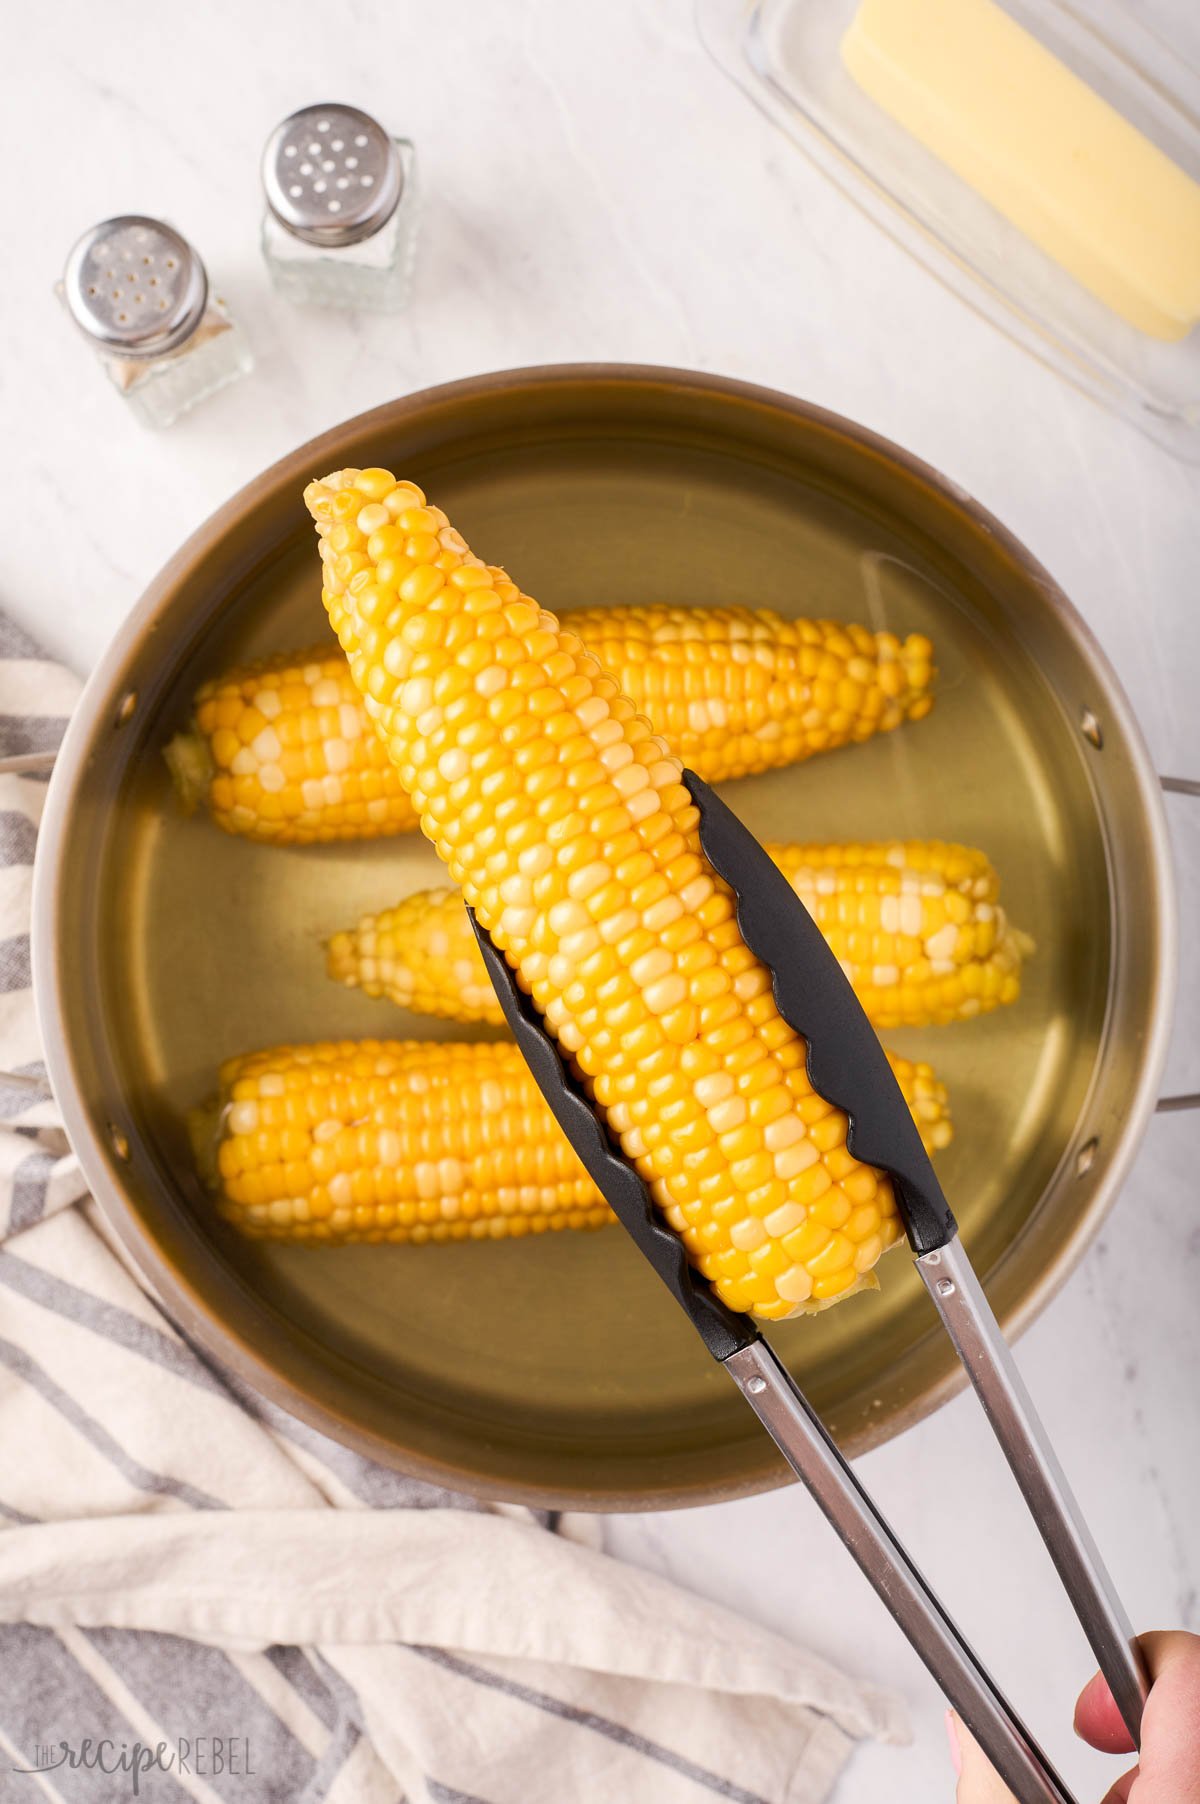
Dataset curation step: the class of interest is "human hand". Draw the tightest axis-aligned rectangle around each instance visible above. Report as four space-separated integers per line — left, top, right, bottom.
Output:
948 1631 1200 1802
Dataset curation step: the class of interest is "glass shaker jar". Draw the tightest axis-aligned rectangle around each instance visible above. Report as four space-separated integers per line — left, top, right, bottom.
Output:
260 103 419 311
60 217 253 429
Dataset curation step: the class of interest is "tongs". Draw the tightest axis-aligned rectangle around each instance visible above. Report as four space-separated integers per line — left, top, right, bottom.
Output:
470 771 1149 1804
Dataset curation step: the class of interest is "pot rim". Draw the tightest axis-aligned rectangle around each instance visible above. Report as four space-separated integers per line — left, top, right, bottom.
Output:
31 363 1179 1508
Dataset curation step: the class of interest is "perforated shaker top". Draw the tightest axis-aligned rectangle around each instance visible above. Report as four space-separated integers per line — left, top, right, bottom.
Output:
262 104 404 247
62 217 208 358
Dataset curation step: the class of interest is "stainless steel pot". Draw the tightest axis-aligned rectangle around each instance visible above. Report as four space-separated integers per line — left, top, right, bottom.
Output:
27 366 1193 1509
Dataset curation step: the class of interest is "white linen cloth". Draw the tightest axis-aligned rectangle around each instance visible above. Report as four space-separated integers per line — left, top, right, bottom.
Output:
0 614 907 1803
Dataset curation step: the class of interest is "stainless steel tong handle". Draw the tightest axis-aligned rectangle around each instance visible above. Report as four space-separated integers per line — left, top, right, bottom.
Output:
727 1230 1151 1804
468 759 1152 1802
684 772 1150 1760
470 908 1080 1795
917 1237 1150 1740
725 1336 1075 1804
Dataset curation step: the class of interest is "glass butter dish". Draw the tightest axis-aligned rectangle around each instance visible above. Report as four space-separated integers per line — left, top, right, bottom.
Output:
698 0 1200 458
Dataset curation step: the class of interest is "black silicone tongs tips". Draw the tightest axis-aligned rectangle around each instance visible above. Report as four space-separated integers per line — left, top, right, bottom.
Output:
469 771 1149 1804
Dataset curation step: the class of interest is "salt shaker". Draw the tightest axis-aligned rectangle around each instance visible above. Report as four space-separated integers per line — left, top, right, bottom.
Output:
60 217 252 429
260 103 419 311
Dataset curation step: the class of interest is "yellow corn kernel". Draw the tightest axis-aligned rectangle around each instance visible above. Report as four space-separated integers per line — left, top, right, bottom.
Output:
303 469 946 1317
328 838 1031 1030
323 887 952 1154
771 839 1034 1026
168 606 935 845
164 647 418 844
327 887 502 1026
210 1040 613 1242
561 604 935 779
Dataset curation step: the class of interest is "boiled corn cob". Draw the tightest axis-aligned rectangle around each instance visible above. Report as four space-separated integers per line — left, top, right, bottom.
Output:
213 1041 611 1241
212 1039 953 1243
557 605 934 776
304 468 927 1317
779 840 1032 1026
328 886 504 1025
329 842 1031 1029
166 606 934 845
164 646 417 843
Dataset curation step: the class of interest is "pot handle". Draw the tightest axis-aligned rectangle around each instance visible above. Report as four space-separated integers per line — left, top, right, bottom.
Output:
1158 777 1199 1112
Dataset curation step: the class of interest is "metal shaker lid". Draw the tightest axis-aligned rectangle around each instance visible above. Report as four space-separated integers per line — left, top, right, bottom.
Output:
262 103 403 247
62 217 208 358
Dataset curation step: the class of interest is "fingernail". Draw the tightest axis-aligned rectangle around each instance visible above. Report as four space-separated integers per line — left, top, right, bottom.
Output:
945 1709 963 1777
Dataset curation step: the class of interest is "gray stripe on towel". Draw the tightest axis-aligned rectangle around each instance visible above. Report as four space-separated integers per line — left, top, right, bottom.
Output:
0 1624 193 1801
301 1718 360 1804
0 938 30 995
0 620 47 661
427 1783 497 1804
0 718 68 759
0 1251 232 1401
84 1630 317 1804
0 1066 50 1122
262 1649 336 1732
0 813 38 866
0 1333 225 1511
307 1655 367 1733
7 1148 56 1235
0 1755 52 1802
410 1646 772 1804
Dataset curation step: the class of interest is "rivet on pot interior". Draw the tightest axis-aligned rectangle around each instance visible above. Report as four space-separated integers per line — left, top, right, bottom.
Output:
108 1123 131 1162
1079 707 1103 749
115 691 137 727
1075 1136 1099 1177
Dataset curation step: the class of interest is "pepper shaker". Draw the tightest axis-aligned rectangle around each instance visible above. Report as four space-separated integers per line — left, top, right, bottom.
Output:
59 217 253 429
260 103 419 311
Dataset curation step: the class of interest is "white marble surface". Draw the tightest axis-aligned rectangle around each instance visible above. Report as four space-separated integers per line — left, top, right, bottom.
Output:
5 1 1199 1796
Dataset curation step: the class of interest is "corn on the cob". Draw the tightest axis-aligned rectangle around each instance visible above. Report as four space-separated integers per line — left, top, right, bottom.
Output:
329 842 1031 1029
164 646 418 843
304 468 929 1318
213 1041 611 1240
211 1039 952 1243
551 605 934 775
166 607 934 845
772 841 1033 1026
328 886 504 1024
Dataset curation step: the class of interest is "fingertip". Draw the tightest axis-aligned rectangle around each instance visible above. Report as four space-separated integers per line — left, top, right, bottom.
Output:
946 1709 963 1778
1073 1670 1136 1754
952 1715 1021 1801
1098 1766 1139 1804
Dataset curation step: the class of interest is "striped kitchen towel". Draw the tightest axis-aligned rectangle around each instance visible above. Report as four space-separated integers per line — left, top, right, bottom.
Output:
0 613 907 1804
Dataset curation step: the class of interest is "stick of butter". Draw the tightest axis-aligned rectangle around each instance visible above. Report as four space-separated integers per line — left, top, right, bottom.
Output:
841 0 1200 341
